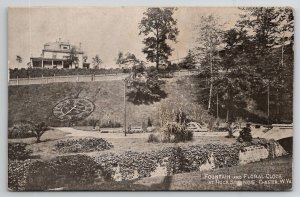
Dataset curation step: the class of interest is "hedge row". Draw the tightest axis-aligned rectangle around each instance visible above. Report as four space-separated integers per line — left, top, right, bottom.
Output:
9 68 130 79
92 143 244 181
54 138 113 153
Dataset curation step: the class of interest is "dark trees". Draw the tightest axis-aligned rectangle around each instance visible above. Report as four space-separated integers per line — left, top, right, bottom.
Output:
125 63 166 105
139 8 179 70
92 55 103 69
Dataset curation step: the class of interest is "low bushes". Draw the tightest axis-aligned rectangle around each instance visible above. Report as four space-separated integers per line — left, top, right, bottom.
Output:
8 142 32 161
237 127 253 142
160 122 193 143
9 68 126 79
8 122 35 139
93 148 180 180
8 155 105 191
147 134 160 143
8 140 277 190
92 143 245 181
54 138 113 153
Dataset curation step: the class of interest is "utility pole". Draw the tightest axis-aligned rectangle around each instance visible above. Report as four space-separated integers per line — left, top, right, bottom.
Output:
124 81 127 136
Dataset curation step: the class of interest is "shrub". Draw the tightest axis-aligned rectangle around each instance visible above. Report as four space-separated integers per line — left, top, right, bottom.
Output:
8 142 32 161
147 134 160 143
160 122 193 143
8 122 35 139
147 117 153 127
92 143 249 181
237 127 253 142
32 122 51 143
25 155 105 190
101 121 122 128
54 138 113 153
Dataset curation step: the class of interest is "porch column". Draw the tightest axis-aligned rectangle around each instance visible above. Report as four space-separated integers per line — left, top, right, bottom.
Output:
62 61 64 68
52 60 54 68
42 59 44 68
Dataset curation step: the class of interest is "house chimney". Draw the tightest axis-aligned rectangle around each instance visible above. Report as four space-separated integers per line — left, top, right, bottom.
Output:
59 38 61 42
79 42 82 49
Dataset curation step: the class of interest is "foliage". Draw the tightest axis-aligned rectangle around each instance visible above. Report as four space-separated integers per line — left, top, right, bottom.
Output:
8 142 32 160
178 50 196 69
66 47 79 68
92 55 103 69
16 55 22 63
54 138 113 153
101 121 122 128
195 14 224 111
126 63 167 105
8 160 32 191
139 8 179 70
234 7 294 123
8 122 36 139
147 133 160 143
195 8 293 124
31 122 51 143
92 143 252 181
83 55 88 63
237 126 253 142
147 117 153 127
116 52 139 69
158 100 207 126
25 155 105 190
160 122 193 143
9 67 126 79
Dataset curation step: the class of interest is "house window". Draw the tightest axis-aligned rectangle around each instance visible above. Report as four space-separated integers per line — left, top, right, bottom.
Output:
52 53 57 59
61 45 69 50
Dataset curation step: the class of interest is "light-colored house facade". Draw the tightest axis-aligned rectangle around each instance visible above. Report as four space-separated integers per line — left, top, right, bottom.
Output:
30 39 90 69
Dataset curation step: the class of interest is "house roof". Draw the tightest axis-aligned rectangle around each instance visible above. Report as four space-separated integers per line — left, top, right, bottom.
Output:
43 41 84 54
30 57 67 61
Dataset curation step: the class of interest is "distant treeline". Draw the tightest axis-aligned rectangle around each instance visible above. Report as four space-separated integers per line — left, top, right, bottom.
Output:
9 68 131 79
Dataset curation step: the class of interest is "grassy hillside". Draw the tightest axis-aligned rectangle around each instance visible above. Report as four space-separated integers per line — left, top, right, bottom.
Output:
9 76 210 127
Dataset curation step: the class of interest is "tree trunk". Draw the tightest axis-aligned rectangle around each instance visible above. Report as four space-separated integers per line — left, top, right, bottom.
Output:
156 28 159 70
208 54 213 111
226 109 229 122
276 88 280 123
36 135 41 143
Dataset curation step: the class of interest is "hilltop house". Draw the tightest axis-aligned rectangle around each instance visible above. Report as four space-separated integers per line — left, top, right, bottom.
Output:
30 39 90 69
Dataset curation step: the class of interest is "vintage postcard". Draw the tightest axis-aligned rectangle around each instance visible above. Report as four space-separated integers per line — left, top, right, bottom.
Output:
8 7 293 191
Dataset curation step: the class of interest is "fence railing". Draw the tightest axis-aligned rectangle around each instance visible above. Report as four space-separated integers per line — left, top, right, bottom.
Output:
8 69 201 86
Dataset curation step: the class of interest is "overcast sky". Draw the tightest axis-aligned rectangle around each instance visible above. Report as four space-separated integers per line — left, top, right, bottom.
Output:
8 7 241 68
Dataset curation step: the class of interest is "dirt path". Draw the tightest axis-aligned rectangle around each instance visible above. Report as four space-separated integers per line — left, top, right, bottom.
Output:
56 127 150 139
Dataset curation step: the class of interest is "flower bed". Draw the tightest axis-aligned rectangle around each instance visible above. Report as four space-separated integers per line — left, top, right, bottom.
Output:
54 138 113 153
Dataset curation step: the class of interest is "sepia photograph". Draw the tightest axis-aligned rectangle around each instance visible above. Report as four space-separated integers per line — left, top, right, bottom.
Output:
7 6 293 191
